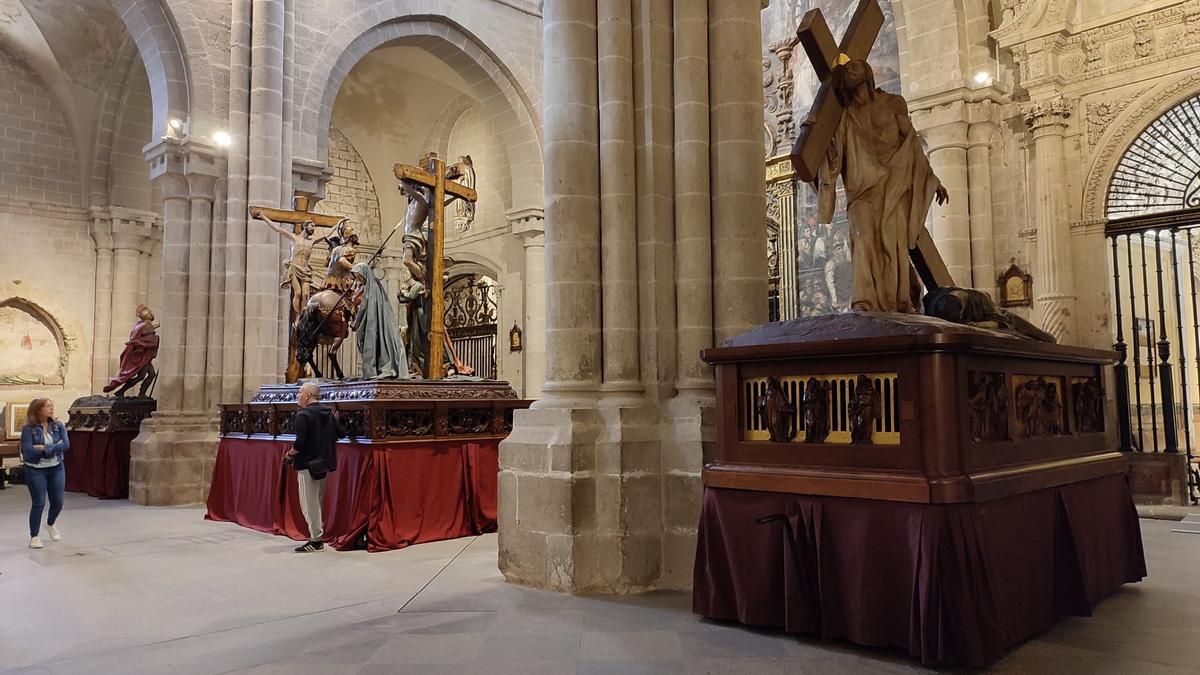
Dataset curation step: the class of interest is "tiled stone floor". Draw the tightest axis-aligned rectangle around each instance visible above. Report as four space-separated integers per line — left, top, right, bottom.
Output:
1 489 1197 674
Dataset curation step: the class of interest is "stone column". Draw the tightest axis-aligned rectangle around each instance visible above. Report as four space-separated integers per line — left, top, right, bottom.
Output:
136 222 161 307
710 0 768 342
183 174 216 410
108 210 156 381
914 104 971 286
131 138 224 506
509 208 546 399
1022 99 1076 341
660 0 715 591
89 213 114 393
499 0 603 594
222 0 252 404
244 0 286 400
967 103 997 296
598 0 641 400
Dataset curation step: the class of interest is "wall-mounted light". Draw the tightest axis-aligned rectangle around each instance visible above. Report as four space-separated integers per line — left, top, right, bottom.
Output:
213 131 232 147
973 71 992 86
169 118 184 130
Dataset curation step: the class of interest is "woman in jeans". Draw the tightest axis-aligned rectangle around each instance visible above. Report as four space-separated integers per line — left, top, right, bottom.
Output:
20 398 69 549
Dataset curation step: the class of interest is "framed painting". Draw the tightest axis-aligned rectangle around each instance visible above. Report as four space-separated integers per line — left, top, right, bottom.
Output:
5 402 28 439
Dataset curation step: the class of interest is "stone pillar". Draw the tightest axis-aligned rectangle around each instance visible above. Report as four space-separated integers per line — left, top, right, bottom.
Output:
509 208 546 399
89 214 114 393
222 0 252 404
1022 99 1076 341
137 222 161 307
967 103 997 296
710 0 768 342
501 0 770 596
914 104 971 286
183 174 216 410
244 0 286 400
108 210 157 384
499 0 604 594
598 0 641 400
130 138 223 506
660 0 715 591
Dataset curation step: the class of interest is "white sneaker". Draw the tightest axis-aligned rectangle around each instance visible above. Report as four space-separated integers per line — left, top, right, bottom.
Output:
29 536 43 549
47 525 60 541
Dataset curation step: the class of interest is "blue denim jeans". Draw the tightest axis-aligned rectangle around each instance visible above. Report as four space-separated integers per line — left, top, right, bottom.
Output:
25 463 64 537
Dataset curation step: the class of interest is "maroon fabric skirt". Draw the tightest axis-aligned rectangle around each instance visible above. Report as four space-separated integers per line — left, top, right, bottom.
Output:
205 437 499 551
693 473 1146 666
63 430 134 499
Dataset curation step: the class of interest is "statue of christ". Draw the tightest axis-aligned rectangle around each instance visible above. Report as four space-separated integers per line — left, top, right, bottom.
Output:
813 58 948 313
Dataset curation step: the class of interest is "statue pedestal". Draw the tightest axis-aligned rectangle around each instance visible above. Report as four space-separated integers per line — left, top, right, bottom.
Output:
210 379 530 551
65 396 156 499
692 312 1146 665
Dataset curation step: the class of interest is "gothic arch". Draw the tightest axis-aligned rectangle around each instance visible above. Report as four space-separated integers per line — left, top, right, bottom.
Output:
109 0 191 139
1082 71 1200 221
420 94 476 162
0 297 71 386
297 13 543 211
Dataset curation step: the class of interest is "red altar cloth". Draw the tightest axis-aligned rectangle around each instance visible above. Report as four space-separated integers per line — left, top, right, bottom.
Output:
63 430 133 499
205 437 499 551
693 473 1146 666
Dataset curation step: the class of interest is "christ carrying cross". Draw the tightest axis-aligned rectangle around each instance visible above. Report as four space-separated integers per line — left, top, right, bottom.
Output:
791 0 950 314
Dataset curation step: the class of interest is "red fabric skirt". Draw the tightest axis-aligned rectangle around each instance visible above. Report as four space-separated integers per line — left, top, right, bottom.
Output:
693 473 1146 666
63 430 134 499
205 438 499 551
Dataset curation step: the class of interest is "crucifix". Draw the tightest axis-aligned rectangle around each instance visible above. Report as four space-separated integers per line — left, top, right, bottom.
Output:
393 152 478 379
248 195 344 382
789 0 954 298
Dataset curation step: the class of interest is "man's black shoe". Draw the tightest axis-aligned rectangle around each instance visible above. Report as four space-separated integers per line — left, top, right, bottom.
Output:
295 540 324 553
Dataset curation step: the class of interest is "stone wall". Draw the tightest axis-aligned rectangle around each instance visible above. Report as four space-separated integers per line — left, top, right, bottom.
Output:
314 127 381 244
0 56 80 206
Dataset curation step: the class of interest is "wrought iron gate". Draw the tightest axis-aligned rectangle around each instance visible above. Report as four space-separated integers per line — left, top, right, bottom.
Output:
1107 209 1200 503
444 274 498 380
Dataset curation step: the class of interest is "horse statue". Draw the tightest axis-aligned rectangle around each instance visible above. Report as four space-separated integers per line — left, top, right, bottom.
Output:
294 287 360 380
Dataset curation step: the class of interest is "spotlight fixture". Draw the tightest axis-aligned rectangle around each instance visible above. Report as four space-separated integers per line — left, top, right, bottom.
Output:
169 118 184 130
213 131 232 147
973 71 992 85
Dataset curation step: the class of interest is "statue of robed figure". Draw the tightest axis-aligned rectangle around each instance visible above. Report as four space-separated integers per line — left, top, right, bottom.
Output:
350 262 409 379
813 58 947 313
103 305 160 397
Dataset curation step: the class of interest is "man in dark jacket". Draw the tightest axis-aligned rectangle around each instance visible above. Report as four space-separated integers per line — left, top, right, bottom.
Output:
285 382 341 552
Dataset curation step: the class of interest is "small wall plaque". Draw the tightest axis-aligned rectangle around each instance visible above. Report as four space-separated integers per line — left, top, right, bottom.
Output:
998 262 1033 308
509 323 523 352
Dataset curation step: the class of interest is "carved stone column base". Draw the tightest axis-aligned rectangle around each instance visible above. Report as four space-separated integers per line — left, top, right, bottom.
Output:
128 411 219 506
499 404 667 594
658 390 716 590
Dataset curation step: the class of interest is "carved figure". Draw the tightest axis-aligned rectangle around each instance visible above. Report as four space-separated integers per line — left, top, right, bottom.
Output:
924 287 1056 343
102 305 159 398
350 262 409 380
399 181 432 278
757 377 796 443
322 220 359 293
452 155 476 232
253 210 319 318
848 374 880 444
1016 376 1063 437
1073 377 1104 433
802 377 830 443
294 287 359 381
813 59 948 313
968 372 1009 441
398 260 430 378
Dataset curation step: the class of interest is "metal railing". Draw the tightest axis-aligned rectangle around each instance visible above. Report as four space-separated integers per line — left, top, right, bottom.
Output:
1107 207 1200 503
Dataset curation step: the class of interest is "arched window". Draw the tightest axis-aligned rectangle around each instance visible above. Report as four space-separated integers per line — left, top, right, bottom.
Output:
1106 93 1200 218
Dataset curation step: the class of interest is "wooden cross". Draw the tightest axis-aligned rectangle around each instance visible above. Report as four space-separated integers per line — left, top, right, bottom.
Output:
788 0 954 291
248 195 345 382
393 152 479 379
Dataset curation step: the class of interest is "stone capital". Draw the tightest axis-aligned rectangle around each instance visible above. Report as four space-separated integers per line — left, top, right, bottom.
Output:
187 173 219 202
292 157 333 205
508 206 545 239
143 136 223 186
1021 98 1072 133
88 207 113 250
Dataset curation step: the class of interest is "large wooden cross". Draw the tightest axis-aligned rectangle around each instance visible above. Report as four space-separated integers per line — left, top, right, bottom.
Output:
393 152 479 379
788 0 954 292
248 196 345 382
